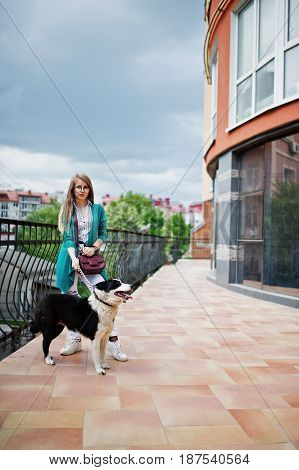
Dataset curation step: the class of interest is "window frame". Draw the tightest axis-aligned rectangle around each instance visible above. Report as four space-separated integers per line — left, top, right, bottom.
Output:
228 0 299 131
283 165 296 183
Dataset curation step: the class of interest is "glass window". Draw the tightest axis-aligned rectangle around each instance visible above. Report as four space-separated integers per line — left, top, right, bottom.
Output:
258 0 276 60
284 45 299 98
256 60 274 111
237 1 254 78
284 167 296 183
239 194 264 239
243 242 263 285
237 76 252 122
263 133 299 296
237 132 299 296
233 0 299 125
288 0 299 41
240 148 264 193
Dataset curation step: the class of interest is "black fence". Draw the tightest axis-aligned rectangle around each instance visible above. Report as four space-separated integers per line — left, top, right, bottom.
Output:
0 218 187 359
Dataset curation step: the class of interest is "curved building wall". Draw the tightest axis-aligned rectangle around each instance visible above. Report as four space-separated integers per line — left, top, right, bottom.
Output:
204 0 299 170
203 0 299 306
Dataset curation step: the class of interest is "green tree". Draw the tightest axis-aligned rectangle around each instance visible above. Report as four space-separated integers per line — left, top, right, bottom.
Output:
164 212 190 238
164 213 191 255
106 191 165 235
19 199 61 262
271 181 299 241
26 199 61 224
267 180 299 281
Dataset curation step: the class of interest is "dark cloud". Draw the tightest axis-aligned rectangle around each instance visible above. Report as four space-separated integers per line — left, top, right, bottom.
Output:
0 0 205 201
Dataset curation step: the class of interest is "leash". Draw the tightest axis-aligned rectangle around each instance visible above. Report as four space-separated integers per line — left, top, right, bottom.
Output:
76 267 114 307
70 267 113 335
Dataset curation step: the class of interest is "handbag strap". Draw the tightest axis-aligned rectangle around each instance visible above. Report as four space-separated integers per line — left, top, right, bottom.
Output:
74 211 79 248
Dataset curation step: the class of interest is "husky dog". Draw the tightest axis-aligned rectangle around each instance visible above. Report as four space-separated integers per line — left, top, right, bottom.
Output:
30 279 132 375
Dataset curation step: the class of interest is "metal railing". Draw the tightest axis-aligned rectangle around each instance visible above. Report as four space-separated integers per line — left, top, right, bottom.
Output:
0 218 187 359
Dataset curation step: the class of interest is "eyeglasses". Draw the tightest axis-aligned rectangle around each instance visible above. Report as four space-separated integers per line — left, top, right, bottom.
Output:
75 185 89 192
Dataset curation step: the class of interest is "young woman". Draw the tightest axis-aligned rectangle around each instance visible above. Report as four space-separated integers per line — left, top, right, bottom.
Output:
56 173 127 361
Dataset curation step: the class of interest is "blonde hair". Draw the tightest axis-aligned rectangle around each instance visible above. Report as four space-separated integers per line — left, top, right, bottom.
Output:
58 174 95 233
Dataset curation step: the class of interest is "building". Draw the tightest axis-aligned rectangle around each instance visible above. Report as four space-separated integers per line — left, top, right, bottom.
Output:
151 197 172 219
0 189 51 220
151 196 203 226
203 0 299 306
49 191 65 204
191 200 212 259
101 194 120 208
186 201 203 227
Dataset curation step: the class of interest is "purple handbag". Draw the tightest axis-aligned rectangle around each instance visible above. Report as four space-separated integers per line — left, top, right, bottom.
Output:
78 253 106 275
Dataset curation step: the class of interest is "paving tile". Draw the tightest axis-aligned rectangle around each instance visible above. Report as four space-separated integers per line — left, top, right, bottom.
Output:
0 411 8 427
222 367 253 384
1 412 26 428
172 335 221 349
150 384 213 397
83 410 168 448
272 408 299 448
210 384 269 409
0 259 298 450
119 386 155 410
48 396 120 411
229 409 289 443
165 425 252 447
0 429 14 449
165 359 229 377
283 395 299 407
28 384 53 411
115 359 176 386
0 358 33 375
0 375 49 386
52 375 118 397
152 395 236 427
17 410 84 428
0 384 46 411
132 336 182 354
3 428 82 449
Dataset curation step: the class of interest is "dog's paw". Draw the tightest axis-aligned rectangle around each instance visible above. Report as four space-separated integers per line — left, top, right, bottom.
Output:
100 363 110 370
96 367 106 375
45 355 56 366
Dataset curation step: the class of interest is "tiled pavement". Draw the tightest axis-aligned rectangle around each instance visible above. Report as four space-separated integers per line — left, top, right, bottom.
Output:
0 259 299 450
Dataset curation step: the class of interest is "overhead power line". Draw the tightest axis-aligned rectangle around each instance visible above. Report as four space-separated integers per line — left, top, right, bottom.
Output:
0 0 127 194
154 0 299 198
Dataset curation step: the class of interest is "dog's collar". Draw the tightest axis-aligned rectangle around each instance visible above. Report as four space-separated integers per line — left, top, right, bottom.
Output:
93 290 115 307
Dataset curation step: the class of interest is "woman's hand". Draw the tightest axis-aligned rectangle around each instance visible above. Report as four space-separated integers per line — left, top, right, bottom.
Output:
82 246 97 257
71 257 80 270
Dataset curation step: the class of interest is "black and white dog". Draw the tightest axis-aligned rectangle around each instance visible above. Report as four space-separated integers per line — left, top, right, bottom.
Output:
30 279 132 375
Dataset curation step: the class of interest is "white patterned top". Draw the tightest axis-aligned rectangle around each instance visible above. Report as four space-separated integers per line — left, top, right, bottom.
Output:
74 200 92 248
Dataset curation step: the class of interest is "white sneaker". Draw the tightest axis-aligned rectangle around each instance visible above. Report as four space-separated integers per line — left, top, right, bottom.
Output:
107 340 128 361
60 339 82 356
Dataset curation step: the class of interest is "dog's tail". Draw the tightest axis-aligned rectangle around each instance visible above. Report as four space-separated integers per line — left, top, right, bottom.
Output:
29 321 40 335
29 307 43 335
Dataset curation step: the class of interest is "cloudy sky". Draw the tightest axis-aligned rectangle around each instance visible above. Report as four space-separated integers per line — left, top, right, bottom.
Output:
0 0 205 204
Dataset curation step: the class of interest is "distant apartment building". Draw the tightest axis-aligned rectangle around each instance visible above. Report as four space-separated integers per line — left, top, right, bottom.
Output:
203 0 299 306
188 201 204 227
0 189 51 220
151 196 203 226
101 194 120 208
49 190 65 204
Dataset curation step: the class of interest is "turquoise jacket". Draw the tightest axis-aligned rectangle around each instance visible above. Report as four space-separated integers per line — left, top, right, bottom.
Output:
56 203 108 293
